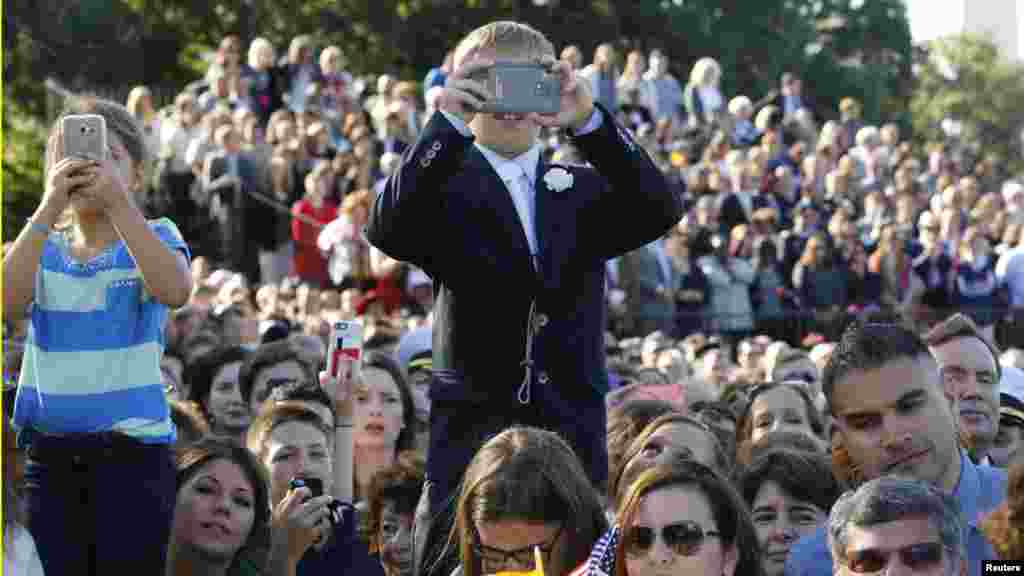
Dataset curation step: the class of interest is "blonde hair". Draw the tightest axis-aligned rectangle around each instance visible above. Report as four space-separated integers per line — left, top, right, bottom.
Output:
855 125 879 148
304 161 332 197
319 45 345 72
248 37 276 70
728 95 752 116
125 86 152 121
755 105 779 132
287 35 313 65
689 57 721 87
454 21 555 66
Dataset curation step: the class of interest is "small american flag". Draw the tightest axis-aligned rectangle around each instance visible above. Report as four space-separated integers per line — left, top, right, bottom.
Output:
571 525 620 576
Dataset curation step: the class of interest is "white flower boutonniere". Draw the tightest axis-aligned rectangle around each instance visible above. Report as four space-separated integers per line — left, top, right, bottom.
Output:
543 167 574 193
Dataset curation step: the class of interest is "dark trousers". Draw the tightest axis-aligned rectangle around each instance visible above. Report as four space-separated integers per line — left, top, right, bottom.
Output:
412 370 607 576
22 430 176 576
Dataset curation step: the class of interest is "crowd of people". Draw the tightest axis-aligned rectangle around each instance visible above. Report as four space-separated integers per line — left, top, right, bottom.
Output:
6 17 1024 576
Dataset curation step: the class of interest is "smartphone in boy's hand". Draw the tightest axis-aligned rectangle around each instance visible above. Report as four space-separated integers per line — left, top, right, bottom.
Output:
477 62 561 115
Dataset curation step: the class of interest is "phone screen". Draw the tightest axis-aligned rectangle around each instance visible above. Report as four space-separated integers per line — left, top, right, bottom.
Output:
327 321 363 380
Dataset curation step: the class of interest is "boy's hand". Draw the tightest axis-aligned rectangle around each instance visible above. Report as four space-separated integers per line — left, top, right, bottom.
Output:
438 48 494 126
530 55 594 132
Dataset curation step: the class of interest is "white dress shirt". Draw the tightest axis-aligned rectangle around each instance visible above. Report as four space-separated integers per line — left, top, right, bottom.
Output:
475 143 541 259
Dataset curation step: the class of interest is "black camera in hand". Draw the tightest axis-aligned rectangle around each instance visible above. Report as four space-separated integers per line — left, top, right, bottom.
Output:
289 477 348 526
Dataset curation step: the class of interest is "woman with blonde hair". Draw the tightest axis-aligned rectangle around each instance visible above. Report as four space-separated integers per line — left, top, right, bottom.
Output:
283 35 318 113
244 37 285 127
683 58 724 128
317 188 374 290
728 95 759 147
318 45 354 125
126 85 162 155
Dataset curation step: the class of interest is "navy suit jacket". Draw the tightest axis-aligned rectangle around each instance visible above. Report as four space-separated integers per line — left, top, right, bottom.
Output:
368 104 680 402
367 104 680 490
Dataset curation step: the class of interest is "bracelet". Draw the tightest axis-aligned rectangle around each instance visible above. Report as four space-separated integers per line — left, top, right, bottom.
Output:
28 220 51 236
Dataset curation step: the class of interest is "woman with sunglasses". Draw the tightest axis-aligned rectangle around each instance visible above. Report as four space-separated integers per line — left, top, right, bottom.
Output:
735 381 826 467
449 426 608 576
574 461 762 576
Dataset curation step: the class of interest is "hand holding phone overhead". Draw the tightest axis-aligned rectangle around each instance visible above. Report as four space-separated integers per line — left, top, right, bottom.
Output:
320 320 362 422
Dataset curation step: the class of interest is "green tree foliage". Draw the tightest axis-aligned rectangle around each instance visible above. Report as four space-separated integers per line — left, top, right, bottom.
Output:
3 0 913 239
911 33 1024 174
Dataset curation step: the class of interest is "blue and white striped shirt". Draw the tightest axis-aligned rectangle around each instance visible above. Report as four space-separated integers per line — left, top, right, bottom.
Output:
12 217 190 444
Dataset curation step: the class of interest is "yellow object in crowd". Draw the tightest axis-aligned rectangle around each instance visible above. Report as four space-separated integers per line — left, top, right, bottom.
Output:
670 150 686 167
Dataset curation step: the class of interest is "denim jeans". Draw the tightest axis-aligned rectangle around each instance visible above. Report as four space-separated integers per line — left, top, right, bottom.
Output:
21 429 175 575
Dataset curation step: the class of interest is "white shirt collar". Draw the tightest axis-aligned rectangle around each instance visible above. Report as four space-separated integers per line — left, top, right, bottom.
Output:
475 142 541 185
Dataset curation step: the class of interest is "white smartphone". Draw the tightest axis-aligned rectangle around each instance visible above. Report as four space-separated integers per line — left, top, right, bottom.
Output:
61 114 108 162
327 320 364 380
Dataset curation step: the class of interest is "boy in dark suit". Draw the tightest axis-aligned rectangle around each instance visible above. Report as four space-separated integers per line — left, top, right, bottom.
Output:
366 21 682 575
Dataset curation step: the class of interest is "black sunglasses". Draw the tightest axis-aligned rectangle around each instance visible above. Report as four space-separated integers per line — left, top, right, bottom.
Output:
625 521 721 557
473 525 562 571
845 542 944 573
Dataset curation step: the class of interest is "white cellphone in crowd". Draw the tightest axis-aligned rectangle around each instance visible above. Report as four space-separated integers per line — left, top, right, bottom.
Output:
327 320 364 379
61 114 108 163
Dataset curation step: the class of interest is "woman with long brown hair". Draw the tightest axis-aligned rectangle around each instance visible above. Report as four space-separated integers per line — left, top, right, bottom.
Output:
166 437 271 576
574 461 762 576
449 426 608 576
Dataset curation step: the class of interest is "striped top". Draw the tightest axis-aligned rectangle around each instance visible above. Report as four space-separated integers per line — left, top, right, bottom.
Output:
12 217 190 444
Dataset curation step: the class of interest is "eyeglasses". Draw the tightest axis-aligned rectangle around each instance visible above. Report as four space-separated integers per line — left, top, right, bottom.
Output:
473 525 562 572
844 542 944 573
258 378 303 402
625 521 721 557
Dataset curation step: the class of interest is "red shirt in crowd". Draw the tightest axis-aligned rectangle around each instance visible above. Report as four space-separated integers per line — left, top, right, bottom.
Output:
292 198 339 286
